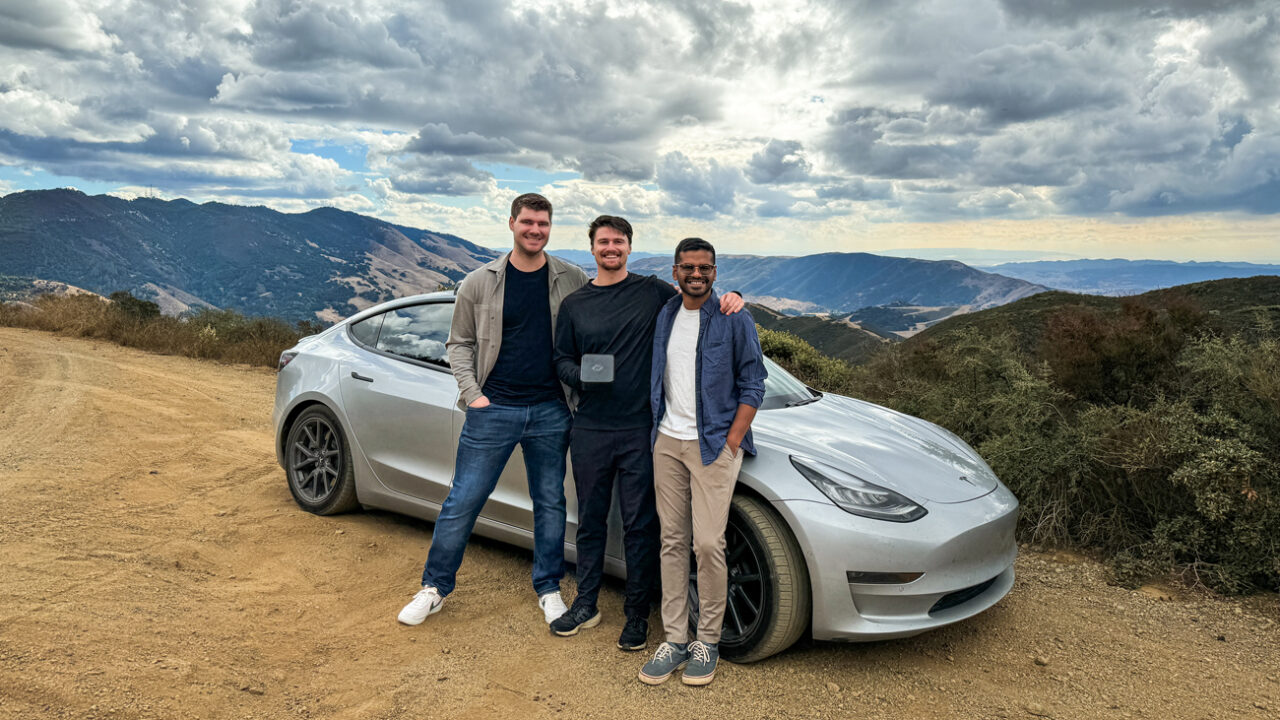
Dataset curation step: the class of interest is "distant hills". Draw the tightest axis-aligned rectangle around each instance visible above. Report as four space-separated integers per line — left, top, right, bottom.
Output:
627 252 1046 314
0 189 497 320
908 275 1280 354
1 189 1050 322
750 303 895 365
0 276 101 307
982 259 1280 295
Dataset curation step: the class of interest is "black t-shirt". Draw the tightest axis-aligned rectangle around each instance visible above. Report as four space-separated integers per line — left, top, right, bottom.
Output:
553 273 678 430
482 261 562 405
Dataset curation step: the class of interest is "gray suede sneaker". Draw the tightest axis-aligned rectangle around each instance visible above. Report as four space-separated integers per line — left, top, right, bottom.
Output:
681 641 719 686
637 642 689 685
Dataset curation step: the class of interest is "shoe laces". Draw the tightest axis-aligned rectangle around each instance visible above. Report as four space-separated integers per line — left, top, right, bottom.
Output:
690 641 711 664
653 642 678 662
413 587 439 604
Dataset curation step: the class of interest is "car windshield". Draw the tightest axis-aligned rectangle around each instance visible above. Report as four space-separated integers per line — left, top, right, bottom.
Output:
760 356 819 410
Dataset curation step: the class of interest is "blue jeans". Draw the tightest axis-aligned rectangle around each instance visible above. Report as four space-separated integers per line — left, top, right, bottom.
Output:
422 399 572 597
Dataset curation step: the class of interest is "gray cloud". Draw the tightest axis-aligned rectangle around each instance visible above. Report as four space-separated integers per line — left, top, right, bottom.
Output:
815 178 894 201
657 151 741 218
386 155 493 196
247 1 421 70
0 0 1277 225
927 41 1129 124
0 0 114 55
403 124 519 156
823 107 976 179
998 0 1262 24
568 149 655 183
747 139 811 184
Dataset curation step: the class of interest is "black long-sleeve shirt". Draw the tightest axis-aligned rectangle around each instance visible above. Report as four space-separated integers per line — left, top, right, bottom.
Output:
553 273 677 430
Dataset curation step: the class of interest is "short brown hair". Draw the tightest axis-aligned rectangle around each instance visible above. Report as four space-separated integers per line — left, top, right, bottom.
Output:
511 193 552 220
588 215 633 246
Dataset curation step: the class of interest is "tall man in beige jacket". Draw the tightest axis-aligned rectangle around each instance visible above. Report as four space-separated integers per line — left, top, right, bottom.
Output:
398 193 588 628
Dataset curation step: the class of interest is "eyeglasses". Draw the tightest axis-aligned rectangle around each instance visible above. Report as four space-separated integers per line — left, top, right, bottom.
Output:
675 263 716 274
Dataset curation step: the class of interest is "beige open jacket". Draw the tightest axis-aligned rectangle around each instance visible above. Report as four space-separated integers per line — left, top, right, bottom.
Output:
445 251 589 410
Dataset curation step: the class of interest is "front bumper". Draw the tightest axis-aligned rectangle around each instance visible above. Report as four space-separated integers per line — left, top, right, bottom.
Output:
777 485 1018 641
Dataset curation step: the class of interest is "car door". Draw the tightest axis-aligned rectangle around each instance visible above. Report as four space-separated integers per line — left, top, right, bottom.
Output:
338 301 459 505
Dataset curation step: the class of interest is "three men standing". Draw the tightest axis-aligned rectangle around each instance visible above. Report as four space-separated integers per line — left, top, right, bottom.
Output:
398 199 766 689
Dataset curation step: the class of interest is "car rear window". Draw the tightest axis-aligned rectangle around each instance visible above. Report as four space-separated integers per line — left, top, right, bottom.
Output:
375 303 452 367
349 314 384 347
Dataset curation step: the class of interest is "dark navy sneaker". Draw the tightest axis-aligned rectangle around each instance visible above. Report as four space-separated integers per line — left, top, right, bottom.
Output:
638 642 689 685
549 602 600 636
617 616 648 651
681 641 719 686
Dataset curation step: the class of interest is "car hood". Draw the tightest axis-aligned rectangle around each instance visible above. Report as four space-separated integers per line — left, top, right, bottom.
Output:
753 394 1000 504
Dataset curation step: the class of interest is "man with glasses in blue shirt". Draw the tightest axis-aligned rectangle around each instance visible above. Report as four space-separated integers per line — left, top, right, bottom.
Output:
639 238 766 687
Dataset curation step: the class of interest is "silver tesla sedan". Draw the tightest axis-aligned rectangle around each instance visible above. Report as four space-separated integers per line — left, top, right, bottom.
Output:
273 291 1018 662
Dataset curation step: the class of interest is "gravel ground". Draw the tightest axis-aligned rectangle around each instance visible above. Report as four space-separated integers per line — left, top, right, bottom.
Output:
1 326 1277 720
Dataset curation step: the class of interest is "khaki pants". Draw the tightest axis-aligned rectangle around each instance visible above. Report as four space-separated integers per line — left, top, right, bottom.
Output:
653 432 742 644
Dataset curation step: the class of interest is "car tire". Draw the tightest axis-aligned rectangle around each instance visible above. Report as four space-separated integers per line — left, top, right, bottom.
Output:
688 493 812 663
284 405 359 515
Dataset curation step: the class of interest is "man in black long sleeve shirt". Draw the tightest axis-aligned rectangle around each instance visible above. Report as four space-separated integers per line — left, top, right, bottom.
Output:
551 216 742 650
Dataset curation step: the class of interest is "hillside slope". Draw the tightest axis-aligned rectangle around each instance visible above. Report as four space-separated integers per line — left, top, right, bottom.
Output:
750 303 895 365
0 189 497 320
630 252 1046 313
984 258 1280 295
908 275 1280 353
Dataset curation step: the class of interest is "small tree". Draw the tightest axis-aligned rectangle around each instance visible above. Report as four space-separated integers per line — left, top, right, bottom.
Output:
108 291 161 320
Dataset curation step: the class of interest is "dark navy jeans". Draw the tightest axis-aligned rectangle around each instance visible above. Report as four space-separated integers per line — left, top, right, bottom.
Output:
422 399 572 597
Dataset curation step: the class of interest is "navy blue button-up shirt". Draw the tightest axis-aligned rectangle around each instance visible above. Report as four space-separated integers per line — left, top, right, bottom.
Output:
650 291 768 465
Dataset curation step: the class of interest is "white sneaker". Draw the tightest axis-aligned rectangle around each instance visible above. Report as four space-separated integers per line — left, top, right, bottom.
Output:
537 591 568 624
397 586 444 625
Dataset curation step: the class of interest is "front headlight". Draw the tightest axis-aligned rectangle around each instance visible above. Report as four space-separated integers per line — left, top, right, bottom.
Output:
790 455 927 522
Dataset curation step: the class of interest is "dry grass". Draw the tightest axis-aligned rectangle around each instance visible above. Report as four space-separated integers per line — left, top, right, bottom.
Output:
0 293 316 368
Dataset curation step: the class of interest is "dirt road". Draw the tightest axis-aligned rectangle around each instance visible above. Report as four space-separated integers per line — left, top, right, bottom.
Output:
0 326 1277 720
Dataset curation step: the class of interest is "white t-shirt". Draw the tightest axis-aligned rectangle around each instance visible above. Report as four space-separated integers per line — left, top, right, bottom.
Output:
658 305 700 440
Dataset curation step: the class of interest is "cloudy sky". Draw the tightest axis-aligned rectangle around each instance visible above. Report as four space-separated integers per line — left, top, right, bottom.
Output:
2 0 1278 261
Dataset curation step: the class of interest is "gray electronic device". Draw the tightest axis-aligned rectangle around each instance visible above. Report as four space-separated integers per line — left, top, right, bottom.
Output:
580 353 614 385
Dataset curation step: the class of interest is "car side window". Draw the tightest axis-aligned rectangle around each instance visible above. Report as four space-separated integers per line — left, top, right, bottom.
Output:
375 303 453 367
349 314 384 347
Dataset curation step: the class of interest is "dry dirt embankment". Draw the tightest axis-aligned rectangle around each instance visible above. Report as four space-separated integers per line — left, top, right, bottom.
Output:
0 326 1277 720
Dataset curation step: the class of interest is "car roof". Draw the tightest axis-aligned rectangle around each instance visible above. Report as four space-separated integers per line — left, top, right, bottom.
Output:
342 290 456 326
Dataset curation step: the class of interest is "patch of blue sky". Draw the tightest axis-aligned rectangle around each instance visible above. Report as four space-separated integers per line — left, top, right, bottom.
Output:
0 167 120 197
476 163 578 190
289 139 368 172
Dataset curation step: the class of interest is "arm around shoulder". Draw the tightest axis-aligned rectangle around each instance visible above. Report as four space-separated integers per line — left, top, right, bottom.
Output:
732 309 767 408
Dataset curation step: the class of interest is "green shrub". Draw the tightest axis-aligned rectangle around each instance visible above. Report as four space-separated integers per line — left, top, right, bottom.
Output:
769 316 1280 594
108 291 161 320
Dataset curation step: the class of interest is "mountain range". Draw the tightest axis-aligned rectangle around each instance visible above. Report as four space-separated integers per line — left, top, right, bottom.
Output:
1 189 1049 321
625 253 1045 314
980 259 1280 295
0 189 496 320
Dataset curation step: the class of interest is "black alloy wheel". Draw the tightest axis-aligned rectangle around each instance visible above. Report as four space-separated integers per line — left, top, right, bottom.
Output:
687 494 812 663
285 405 359 515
